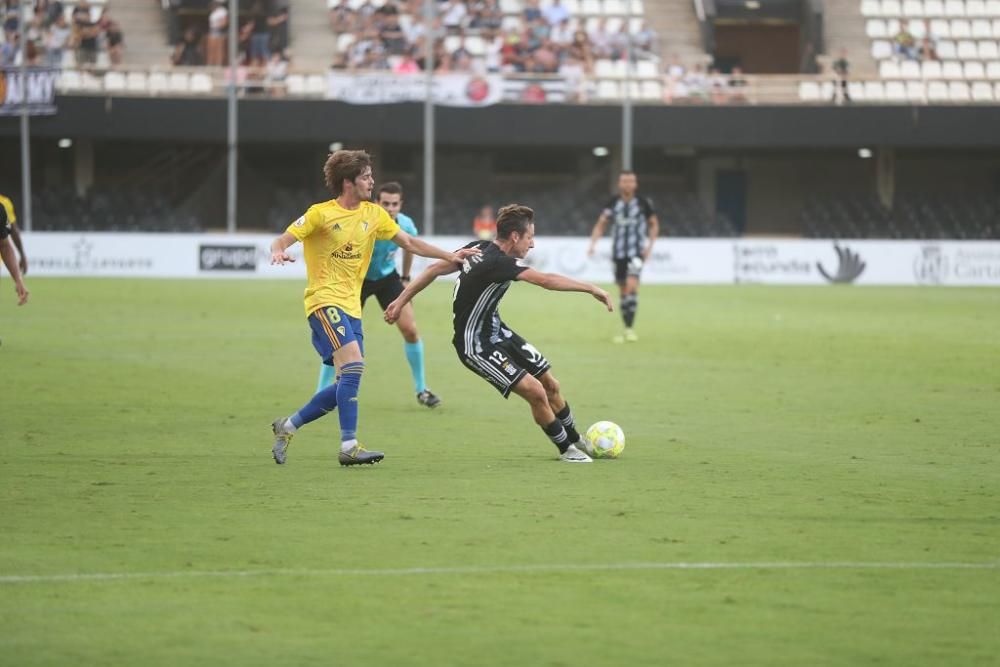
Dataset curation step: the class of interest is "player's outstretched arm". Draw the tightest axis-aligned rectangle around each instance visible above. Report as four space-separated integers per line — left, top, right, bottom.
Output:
10 223 27 275
391 230 479 265
270 232 298 265
517 268 613 312
643 213 660 261
0 238 28 305
587 213 610 257
384 259 460 324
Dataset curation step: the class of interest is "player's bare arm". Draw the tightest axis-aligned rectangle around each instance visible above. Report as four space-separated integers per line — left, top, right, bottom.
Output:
517 268 613 311
401 248 414 284
270 232 298 264
1 238 28 305
9 224 27 275
391 230 480 264
587 213 610 257
384 259 460 324
643 214 660 261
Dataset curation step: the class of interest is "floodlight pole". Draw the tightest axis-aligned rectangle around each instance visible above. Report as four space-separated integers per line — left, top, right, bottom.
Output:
423 0 436 235
19 0 33 231
622 0 634 172
226 0 238 233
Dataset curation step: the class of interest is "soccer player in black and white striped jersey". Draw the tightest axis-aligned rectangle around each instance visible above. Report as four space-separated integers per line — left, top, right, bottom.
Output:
384 204 614 463
587 171 659 343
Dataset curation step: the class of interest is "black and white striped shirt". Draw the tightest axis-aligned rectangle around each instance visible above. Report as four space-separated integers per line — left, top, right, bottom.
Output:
602 196 656 260
451 240 528 354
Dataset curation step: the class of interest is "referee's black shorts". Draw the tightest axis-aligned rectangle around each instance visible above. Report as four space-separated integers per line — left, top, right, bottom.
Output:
361 272 406 311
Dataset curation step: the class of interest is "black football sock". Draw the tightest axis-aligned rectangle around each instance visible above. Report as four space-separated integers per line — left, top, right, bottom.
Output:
622 294 638 328
542 419 570 454
555 404 580 443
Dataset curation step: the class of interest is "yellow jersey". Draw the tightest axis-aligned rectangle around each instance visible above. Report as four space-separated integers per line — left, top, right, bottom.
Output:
0 195 14 239
287 199 399 318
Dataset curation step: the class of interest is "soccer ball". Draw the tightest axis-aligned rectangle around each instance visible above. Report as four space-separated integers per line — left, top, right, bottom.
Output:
583 421 625 459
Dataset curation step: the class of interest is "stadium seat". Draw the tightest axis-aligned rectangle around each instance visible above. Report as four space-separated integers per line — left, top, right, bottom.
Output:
168 72 190 93
603 0 627 14
989 0 1000 14
563 0 581 12
306 74 326 94
872 39 894 58
945 0 965 14
924 0 945 15
799 81 820 100
922 59 943 76
973 19 993 36
937 39 958 57
865 80 887 99
995 81 1000 97
148 72 169 95
942 59 964 76
979 40 999 58
867 18 888 36
861 0 882 15
986 60 1000 77
466 35 486 56
993 18 1000 38
581 0 602 14
910 19 927 37
951 18 972 37
628 17 642 33
190 73 213 93
906 79 927 99
594 59 617 77
884 0 902 14
927 79 949 98
886 17 902 32
630 0 644 13
848 81 867 99
901 59 922 77
285 74 305 95
103 71 126 92
880 59 901 77
634 60 658 77
499 0 520 13
605 17 623 32
957 40 978 58
965 60 987 76
930 18 951 36
971 80 995 98
126 72 147 93
967 0 988 15
596 79 620 99
885 80 908 99
58 70 81 91
904 0 925 15
949 80 971 98
640 80 661 100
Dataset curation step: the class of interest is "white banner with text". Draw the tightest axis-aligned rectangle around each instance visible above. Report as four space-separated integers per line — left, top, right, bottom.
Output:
326 72 504 107
21 233 1000 286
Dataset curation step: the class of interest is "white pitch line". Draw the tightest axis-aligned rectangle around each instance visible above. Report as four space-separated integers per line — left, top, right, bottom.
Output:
1 561 998 585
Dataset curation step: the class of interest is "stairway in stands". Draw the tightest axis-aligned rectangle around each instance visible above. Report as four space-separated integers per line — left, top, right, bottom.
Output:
289 0 338 68
116 0 170 67
824 0 877 74
644 0 707 63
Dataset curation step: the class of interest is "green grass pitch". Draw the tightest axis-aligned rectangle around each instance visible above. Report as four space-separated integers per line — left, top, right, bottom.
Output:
2 278 999 666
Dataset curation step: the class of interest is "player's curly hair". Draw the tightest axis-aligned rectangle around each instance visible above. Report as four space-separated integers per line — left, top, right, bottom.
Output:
496 204 534 239
323 150 372 196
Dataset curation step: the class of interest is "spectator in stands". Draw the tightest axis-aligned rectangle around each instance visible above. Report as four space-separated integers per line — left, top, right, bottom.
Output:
206 0 227 66
380 11 408 55
265 50 288 96
632 22 658 60
329 0 355 33
38 0 64 28
588 17 612 59
172 25 205 66
560 51 589 102
393 45 420 73
568 29 594 74
3 1 18 43
683 64 708 101
523 0 542 23
348 27 386 69
500 27 526 72
469 0 501 31
549 17 572 48
44 12 71 66
728 66 748 103
472 205 496 240
893 20 919 61
0 32 17 66
542 0 569 27
441 0 468 34
919 29 937 61
528 37 558 73
831 48 851 103
248 0 271 66
608 22 630 60
356 0 377 28
73 0 100 67
99 10 124 67
269 1 290 54
707 66 727 104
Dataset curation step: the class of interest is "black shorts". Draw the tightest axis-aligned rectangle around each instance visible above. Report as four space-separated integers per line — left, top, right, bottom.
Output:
361 272 405 311
454 328 552 399
613 257 644 284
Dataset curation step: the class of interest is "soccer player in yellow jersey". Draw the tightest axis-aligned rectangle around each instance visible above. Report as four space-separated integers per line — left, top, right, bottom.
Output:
1 195 29 307
0 195 28 277
267 149 478 466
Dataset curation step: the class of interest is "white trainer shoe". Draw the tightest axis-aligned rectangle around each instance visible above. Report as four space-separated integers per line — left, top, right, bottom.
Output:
559 444 593 463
